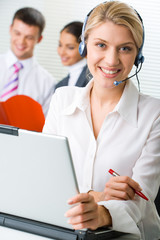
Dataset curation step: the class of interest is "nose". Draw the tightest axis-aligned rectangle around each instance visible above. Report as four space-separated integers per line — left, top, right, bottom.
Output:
57 46 66 56
18 36 26 45
104 48 119 66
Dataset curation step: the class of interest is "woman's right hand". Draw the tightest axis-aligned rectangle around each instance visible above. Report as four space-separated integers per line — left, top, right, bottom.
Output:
65 192 112 230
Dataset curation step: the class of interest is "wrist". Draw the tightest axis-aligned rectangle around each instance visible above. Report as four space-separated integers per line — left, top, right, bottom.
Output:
98 205 112 228
88 190 105 202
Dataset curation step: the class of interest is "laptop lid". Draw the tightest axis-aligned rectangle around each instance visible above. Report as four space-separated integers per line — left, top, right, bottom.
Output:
0 125 127 240
0 124 79 230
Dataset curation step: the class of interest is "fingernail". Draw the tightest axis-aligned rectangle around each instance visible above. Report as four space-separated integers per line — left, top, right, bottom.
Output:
67 199 73 204
64 212 68 217
67 219 71 224
138 185 142 191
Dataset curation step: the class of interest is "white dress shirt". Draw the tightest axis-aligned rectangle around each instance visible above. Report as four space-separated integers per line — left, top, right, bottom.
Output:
0 50 56 116
43 79 160 240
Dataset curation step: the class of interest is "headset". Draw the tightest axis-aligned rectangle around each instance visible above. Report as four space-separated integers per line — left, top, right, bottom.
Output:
79 2 145 69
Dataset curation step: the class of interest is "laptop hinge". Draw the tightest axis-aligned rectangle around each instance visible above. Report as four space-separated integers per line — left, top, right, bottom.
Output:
0 215 5 225
0 214 78 240
0 125 19 136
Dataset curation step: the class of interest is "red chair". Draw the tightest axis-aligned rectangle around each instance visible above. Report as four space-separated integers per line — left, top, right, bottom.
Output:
0 95 45 132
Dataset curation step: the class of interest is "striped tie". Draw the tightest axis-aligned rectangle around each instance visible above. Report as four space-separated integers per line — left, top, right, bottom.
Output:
0 62 23 101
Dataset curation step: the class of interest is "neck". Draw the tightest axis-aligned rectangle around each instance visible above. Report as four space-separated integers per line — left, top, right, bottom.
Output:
90 82 126 139
91 81 126 107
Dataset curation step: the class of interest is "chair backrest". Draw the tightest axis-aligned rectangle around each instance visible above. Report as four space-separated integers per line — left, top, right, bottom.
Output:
0 95 45 132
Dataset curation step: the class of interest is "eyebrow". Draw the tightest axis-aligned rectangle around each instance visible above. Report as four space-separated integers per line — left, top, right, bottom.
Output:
93 38 135 46
59 41 77 47
13 29 34 36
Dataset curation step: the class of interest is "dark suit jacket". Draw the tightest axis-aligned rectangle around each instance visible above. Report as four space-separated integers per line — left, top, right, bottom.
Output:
155 187 160 216
55 65 90 90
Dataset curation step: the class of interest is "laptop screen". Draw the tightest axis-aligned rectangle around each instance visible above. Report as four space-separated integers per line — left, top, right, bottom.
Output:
0 125 79 230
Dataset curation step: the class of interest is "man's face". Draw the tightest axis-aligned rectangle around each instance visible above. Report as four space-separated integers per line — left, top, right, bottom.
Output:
10 19 42 60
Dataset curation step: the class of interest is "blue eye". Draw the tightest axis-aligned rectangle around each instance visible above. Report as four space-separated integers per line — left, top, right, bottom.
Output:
120 46 132 52
97 43 106 48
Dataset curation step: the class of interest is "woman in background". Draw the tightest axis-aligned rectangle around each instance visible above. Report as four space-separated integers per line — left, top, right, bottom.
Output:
55 21 89 89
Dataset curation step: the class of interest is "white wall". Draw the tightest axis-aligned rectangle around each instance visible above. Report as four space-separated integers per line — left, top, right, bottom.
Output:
0 0 160 98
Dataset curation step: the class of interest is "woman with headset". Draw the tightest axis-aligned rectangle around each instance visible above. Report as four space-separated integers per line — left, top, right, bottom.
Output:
55 21 89 89
43 1 160 239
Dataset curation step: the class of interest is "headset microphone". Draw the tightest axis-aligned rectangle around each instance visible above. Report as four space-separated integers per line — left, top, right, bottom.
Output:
114 73 137 86
114 62 143 87
114 80 126 86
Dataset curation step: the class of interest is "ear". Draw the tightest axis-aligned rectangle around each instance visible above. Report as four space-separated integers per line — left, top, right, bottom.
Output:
37 35 43 44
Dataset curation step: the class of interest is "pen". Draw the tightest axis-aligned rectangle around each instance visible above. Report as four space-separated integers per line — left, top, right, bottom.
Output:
108 169 148 201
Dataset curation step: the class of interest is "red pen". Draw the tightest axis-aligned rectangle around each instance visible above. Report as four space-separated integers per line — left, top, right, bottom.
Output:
108 169 148 201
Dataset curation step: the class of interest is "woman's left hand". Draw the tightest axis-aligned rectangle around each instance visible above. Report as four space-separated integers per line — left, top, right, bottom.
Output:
65 192 112 230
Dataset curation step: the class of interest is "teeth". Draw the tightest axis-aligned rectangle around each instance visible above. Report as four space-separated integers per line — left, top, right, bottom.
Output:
61 57 68 61
101 68 118 74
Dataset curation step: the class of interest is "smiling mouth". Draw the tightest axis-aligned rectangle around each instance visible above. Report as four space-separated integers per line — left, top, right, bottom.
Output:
100 67 120 74
16 46 26 51
61 57 69 62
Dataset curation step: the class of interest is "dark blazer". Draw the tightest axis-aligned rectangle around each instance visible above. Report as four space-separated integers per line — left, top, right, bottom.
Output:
155 187 160 216
55 65 90 90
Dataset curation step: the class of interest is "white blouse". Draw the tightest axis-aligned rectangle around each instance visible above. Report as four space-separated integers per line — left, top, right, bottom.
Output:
43 79 160 240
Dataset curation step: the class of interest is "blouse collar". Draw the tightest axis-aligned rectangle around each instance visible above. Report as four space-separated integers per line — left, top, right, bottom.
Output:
62 79 139 128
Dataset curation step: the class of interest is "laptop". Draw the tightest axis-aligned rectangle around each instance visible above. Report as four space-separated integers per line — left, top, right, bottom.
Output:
0 124 125 240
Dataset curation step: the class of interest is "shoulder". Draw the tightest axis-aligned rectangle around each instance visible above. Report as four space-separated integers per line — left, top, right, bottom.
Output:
55 76 69 89
128 81 160 117
0 53 5 59
51 86 84 111
49 79 90 114
31 61 56 84
55 86 82 102
34 63 53 77
138 93 160 122
139 93 160 112
0 53 7 65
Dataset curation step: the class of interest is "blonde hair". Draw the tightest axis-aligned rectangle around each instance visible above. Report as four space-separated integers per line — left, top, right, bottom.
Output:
84 1 143 49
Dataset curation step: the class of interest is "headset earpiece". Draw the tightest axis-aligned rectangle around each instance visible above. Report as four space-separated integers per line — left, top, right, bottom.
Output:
134 10 145 67
79 14 89 57
134 52 145 68
134 34 145 67
79 41 87 57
